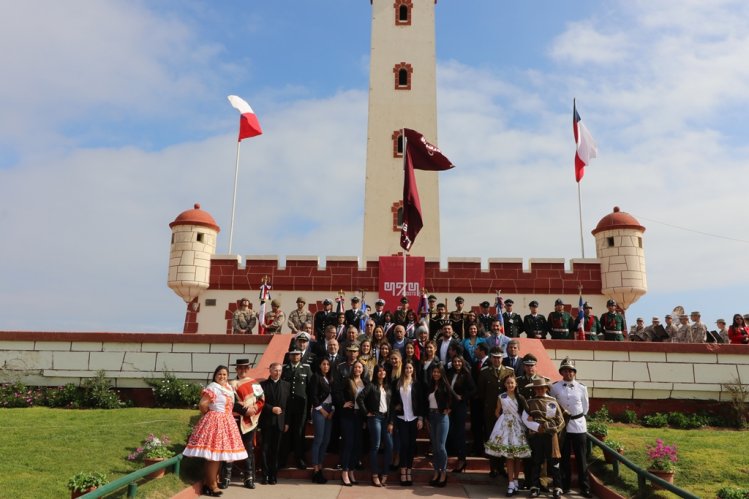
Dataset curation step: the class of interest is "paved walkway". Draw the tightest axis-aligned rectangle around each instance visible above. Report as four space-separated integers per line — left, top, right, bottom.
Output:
213 480 590 499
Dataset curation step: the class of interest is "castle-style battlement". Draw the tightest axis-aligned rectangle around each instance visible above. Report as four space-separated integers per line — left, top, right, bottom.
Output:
208 255 602 295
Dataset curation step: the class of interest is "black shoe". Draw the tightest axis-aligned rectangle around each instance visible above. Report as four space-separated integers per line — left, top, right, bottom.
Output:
553 487 563 498
452 460 466 473
202 486 223 497
269 476 277 485
261 475 269 485
530 487 540 498
437 475 448 488
429 475 439 486
297 458 307 470
244 478 255 489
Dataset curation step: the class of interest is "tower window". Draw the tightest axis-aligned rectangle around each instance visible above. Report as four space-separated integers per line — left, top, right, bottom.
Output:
638 237 643 248
392 130 404 157
197 232 205 243
393 62 413 90
394 0 413 25
607 237 614 247
392 201 404 231
205 299 216 306
171 234 175 244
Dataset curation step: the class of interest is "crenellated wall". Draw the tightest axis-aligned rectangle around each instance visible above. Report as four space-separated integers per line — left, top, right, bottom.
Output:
208 255 602 295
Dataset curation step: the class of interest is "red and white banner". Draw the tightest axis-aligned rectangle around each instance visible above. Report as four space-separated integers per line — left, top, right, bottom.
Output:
378 256 425 311
228 95 263 141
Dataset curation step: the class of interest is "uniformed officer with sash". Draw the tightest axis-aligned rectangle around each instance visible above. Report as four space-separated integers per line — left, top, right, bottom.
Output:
547 298 573 340
281 346 313 470
450 296 468 339
600 299 626 341
574 302 601 340
477 301 495 335
550 358 592 498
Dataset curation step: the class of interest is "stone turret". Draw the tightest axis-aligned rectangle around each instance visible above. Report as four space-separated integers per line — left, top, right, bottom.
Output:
592 206 647 310
167 203 219 304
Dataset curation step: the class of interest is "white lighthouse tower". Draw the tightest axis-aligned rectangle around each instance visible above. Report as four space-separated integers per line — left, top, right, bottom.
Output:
167 203 220 304
362 0 442 259
592 206 647 310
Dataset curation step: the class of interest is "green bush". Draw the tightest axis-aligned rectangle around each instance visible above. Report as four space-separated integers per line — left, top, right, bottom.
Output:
587 419 609 438
66 471 108 493
667 411 708 429
45 383 83 408
642 412 669 428
146 372 202 408
717 486 749 499
0 381 45 408
622 409 639 424
591 405 613 423
79 371 125 409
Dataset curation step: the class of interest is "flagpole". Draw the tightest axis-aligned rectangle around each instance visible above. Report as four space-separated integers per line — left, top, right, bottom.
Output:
402 128 408 299
228 140 241 254
577 181 585 258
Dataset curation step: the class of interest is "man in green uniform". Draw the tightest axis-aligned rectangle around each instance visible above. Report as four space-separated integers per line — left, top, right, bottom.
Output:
547 298 573 339
600 299 626 341
574 302 601 341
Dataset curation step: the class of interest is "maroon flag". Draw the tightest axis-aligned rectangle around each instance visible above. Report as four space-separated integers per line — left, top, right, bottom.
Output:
400 128 455 251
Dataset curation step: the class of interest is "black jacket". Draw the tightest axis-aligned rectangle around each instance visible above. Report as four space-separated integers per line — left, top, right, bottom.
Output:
259 378 290 430
425 380 457 413
309 373 333 408
447 366 476 402
390 379 424 421
333 376 368 413
357 382 392 419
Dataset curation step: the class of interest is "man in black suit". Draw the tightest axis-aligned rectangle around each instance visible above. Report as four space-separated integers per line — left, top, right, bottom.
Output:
260 362 289 485
502 339 523 375
313 299 334 338
344 296 365 328
470 343 489 456
370 298 387 327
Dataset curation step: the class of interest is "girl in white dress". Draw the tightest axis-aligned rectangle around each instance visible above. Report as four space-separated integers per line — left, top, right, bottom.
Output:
485 374 531 496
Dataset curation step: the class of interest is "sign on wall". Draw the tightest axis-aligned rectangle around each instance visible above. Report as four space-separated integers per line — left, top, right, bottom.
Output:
378 256 425 310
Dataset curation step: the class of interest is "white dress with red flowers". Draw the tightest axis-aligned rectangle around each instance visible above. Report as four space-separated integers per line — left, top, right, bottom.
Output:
183 382 248 461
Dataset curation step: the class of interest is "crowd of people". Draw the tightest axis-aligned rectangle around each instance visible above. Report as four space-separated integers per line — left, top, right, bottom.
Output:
234 293 749 344
182 294 748 496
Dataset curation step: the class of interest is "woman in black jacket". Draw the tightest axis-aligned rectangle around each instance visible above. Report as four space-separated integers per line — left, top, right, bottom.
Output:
358 364 393 487
426 364 457 487
390 359 423 486
446 355 476 473
333 360 367 486
309 357 334 483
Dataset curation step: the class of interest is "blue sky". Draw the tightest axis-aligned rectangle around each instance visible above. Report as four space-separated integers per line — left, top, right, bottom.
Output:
1 0 748 332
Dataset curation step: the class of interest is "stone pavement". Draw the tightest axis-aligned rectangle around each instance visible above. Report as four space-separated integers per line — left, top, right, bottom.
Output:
210 480 591 499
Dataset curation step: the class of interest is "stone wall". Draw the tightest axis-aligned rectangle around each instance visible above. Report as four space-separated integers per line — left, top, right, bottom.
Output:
0 332 287 389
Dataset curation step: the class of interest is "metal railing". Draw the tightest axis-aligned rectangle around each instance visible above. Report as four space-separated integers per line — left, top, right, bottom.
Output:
586 433 699 499
79 454 183 498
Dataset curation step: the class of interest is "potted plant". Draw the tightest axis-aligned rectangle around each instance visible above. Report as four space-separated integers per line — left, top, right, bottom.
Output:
587 419 608 441
67 471 108 499
646 438 678 488
602 439 624 464
127 434 176 479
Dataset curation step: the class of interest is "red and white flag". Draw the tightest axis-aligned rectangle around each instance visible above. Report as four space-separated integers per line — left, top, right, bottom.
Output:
228 95 263 141
573 100 597 182
400 128 455 251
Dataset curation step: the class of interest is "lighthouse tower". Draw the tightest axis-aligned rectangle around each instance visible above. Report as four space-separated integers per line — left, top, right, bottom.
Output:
167 203 220 304
362 0 441 259
592 206 647 310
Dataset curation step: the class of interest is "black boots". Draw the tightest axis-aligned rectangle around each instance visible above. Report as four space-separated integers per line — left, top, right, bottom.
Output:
243 455 256 489
218 462 232 489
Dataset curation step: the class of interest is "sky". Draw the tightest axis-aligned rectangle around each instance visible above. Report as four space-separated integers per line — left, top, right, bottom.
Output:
1 0 748 333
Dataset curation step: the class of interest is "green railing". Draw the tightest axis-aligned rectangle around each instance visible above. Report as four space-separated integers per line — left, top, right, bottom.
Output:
79 454 183 498
586 433 699 499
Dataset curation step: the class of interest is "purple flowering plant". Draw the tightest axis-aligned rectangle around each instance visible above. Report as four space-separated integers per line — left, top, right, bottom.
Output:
127 433 175 461
646 439 678 472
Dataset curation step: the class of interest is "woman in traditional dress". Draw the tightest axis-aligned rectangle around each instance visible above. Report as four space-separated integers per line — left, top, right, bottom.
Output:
484 374 531 496
183 365 248 497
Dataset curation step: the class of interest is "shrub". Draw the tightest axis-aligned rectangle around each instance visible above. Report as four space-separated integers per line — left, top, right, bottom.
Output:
127 433 176 461
79 371 125 409
642 412 669 428
587 419 608 438
590 405 613 423
66 471 108 493
0 381 45 408
723 376 749 429
45 383 83 408
146 372 202 408
646 439 678 472
717 486 749 499
622 409 639 424
667 411 708 429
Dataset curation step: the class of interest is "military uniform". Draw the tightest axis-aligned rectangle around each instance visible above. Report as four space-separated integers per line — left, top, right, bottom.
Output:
575 313 601 341
522 381 565 497
478 301 495 335
287 308 313 334
477 361 515 475
264 310 286 334
429 313 451 339
281 359 313 468
233 309 257 335
523 314 548 339
450 309 467 339
687 322 707 343
313 307 334 337
502 311 524 338
600 311 625 341
547 310 573 340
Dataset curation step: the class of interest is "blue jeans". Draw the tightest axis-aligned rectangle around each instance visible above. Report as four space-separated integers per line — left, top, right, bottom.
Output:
311 403 333 466
340 409 362 471
367 414 393 474
428 411 449 471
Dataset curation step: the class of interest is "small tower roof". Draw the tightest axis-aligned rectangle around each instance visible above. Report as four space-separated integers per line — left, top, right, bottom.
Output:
169 203 220 232
592 206 645 235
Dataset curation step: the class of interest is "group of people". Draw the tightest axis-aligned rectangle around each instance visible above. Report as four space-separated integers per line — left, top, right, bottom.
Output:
628 311 749 344
183 303 601 498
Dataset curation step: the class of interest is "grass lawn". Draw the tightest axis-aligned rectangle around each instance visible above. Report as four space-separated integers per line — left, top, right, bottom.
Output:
0 407 200 498
590 423 749 498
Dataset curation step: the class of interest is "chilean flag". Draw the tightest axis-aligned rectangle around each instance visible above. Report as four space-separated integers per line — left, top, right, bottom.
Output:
228 95 263 141
573 99 597 182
